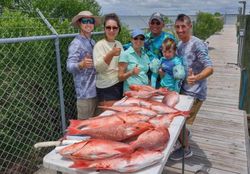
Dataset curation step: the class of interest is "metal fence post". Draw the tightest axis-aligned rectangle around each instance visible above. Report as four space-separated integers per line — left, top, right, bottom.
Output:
36 8 66 132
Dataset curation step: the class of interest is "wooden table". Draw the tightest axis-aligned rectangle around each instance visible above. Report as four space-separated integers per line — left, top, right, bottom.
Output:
43 95 194 174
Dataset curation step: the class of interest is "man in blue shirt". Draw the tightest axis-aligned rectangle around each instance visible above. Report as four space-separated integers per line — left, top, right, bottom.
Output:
170 14 213 161
67 11 100 119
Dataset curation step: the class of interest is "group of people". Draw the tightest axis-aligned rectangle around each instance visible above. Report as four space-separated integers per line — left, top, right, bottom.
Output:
67 10 213 161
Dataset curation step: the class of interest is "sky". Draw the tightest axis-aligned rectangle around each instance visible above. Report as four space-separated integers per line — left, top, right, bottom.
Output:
95 0 250 16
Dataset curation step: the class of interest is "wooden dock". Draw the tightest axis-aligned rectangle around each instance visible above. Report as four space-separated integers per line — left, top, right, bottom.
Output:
164 25 250 174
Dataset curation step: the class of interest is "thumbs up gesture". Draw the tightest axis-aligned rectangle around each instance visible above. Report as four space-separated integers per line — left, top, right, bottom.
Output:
79 53 93 69
187 68 197 85
132 64 140 75
111 43 121 56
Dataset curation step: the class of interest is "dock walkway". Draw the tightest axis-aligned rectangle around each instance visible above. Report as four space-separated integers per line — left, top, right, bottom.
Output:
165 25 249 174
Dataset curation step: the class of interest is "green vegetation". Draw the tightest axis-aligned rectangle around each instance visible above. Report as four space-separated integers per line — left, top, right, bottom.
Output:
193 12 224 40
163 16 173 24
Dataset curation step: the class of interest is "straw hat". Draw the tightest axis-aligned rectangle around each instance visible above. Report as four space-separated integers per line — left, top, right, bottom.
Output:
71 11 101 27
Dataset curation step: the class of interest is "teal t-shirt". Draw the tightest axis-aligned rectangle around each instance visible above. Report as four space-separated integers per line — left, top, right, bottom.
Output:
119 46 150 92
160 56 185 92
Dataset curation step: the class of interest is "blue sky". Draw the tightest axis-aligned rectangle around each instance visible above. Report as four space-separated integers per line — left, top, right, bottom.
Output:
95 0 250 16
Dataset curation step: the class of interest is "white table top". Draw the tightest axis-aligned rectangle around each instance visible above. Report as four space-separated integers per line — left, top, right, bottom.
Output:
43 95 194 174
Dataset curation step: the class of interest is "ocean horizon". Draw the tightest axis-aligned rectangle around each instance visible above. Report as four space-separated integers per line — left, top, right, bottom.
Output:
119 14 238 29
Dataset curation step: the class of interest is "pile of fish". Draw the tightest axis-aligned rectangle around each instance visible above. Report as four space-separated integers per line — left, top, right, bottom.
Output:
59 85 189 173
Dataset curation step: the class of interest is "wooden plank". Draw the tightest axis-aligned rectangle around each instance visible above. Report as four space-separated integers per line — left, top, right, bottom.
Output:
164 166 239 174
166 155 247 174
191 125 245 141
193 117 244 133
190 142 247 160
190 136 246 151
196 110 244 124
199 105 244 115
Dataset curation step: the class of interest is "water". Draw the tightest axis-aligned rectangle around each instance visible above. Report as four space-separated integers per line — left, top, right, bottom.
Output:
120 14 237 30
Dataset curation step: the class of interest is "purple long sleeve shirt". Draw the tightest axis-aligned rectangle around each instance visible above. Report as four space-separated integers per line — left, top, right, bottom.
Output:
67 34 96 99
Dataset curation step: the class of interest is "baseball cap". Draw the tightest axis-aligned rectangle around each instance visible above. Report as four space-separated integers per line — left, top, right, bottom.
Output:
149 12 164 23
131 28 145 38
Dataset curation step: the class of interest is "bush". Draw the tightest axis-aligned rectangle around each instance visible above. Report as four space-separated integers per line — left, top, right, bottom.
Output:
193 12 224 40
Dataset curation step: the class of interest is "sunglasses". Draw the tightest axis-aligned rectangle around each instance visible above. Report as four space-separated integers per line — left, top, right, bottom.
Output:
105 26 119 31
133 37 145 41
150 21 161 25
81 18 95 24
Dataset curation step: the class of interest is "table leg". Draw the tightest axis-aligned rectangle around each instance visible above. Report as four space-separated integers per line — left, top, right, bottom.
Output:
182 121 186 174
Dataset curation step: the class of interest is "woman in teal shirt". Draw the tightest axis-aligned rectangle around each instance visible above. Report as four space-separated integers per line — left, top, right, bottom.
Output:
118 29 150 92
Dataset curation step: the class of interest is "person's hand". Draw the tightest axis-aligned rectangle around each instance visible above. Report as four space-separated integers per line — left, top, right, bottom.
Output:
158 68 165 77
187 68 197 85
79 53 93 69
132 64 140 75
111 44 121 56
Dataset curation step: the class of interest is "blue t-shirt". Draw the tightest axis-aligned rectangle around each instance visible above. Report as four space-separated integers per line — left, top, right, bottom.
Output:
160 56 185 92
119 46 150 92
177 36 213 100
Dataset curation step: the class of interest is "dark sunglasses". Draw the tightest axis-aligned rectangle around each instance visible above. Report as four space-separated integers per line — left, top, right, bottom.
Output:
150 21 161 25
81 18 95 24
105 26 119 31
133 36 145 41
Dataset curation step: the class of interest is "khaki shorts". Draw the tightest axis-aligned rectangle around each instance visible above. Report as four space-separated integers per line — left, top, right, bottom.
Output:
77 98 97 119
186 98 203 125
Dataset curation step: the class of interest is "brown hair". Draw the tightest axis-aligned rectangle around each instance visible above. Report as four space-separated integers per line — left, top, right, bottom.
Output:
162 38 177 51
103 13 121 33
175 14 192 25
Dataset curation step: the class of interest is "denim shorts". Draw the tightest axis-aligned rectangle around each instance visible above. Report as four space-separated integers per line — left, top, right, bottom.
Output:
96 82 123 102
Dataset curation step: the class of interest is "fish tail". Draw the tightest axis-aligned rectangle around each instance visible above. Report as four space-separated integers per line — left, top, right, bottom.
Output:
66 127 83 135
68 120 83 128
180 111 190 117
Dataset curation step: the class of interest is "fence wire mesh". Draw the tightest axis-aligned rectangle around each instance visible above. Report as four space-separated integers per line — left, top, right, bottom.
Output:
0 35 78 173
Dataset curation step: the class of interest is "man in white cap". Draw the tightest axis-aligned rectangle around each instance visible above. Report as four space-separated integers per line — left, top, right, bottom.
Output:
67 11 100 119
144 12 176 88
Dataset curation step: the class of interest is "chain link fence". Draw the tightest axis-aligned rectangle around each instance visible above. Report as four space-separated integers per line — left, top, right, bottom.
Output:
0 8 105 172
0 33 81 173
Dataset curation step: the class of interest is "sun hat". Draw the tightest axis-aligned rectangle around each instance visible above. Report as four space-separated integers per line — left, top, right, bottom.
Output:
71 11 101 27
149 12 164 23
131 28 145 38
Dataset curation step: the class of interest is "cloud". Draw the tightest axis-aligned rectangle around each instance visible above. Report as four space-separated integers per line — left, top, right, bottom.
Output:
96 0 250 15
